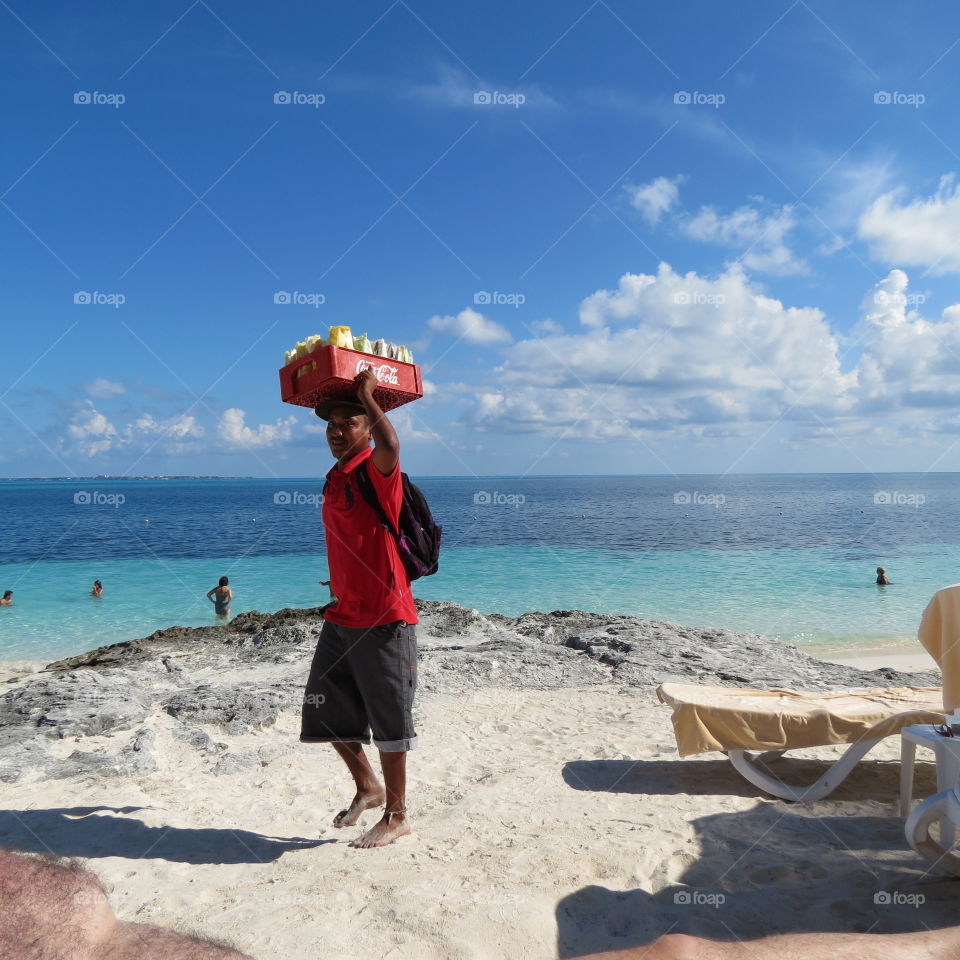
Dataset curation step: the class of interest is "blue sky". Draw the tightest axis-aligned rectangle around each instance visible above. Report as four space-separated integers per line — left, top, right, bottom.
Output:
3 0 960 478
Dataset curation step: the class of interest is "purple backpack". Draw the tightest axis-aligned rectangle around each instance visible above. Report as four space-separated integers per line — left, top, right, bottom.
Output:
354 461 442 581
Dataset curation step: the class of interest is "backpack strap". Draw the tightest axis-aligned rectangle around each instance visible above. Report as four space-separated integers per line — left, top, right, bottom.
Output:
354 459 400 539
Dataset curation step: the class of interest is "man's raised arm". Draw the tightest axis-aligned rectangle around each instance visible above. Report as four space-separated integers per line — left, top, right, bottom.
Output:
356 369 399 475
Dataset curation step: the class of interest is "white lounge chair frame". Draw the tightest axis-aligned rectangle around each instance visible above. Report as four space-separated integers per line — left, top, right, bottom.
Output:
906 783 960 876
659 682 944 802
726 737 886 803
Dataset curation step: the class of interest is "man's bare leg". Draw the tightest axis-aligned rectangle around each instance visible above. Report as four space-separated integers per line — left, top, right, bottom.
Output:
103 919 252 959
589 928 960 960
0 849 251 959
349 750 410 849
330 741 386 827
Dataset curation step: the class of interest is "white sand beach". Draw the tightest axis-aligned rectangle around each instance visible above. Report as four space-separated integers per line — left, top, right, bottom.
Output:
824 649 939 673
0 604 954 959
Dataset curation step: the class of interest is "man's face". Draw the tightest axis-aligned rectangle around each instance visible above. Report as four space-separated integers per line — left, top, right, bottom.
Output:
326 408 372 461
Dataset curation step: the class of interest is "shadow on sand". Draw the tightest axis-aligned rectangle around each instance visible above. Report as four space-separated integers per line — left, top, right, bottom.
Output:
557 759 956 958
562 754 939 801
0 805 329 864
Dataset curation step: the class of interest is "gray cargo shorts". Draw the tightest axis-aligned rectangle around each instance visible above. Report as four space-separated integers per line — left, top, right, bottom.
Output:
300 618 418 752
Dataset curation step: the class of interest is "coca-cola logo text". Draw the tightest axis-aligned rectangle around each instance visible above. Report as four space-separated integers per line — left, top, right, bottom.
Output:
355 359 399 384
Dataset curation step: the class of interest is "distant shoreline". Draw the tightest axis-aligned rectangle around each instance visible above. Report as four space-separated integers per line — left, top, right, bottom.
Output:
4 471 960 481
0 476 254 482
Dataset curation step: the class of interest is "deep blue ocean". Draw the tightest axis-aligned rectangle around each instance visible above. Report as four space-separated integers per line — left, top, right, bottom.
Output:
0 473 956 660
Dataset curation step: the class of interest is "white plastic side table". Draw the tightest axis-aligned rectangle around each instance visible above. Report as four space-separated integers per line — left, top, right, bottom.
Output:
900 724 960 846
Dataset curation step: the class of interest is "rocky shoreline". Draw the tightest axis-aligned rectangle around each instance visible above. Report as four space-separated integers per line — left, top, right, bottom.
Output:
0 600 939 785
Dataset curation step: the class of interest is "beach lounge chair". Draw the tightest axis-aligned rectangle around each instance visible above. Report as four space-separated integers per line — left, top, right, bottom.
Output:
657 585 960 803
657 682 944 802
906 780 960 875
657 584 960 804
902 584 960 873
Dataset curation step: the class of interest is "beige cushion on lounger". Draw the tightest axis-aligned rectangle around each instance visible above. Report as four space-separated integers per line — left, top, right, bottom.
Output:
657 682 944 757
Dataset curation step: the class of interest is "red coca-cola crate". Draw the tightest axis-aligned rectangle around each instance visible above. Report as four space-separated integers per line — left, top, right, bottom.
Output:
279 344 423 412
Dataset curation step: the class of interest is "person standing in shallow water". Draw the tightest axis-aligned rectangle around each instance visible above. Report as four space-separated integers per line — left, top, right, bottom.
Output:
876 567 892 585
206 577 233 618
300 368 418 850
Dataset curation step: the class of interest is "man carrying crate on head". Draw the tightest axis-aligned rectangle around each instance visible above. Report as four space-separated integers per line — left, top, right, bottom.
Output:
301 368 420 849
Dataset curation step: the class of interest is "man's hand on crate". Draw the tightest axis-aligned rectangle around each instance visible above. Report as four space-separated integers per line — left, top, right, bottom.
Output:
354 369 399 475
355 368 378 405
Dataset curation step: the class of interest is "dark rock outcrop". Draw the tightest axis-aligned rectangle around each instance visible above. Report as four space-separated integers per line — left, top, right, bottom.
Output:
0 600 938 784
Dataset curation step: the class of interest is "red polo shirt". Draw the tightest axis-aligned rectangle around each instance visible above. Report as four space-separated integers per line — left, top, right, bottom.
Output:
322 445 418 628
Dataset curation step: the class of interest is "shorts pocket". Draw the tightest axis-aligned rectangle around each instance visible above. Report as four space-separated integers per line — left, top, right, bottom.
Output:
404 628 418 701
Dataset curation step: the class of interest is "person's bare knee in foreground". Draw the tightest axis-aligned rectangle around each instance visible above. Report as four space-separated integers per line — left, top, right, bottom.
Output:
589 927 960 960
0 849 251 960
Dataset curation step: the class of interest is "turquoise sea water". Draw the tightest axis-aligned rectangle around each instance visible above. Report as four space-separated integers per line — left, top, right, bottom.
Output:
0 474 956 661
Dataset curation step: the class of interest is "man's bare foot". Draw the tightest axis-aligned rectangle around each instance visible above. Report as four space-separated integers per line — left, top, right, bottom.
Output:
348 812 411 848
332 789 386 828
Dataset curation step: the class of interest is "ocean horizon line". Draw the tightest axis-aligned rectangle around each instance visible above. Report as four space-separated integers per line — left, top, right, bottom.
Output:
2 470 959 482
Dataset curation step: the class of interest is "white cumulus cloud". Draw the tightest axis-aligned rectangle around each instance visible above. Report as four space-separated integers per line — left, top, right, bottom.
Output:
130 413 204 442
530 318 565 335
858 174 960 274
460 263 960 448
625 175 684 225
85 378 126 399
680 203 806 275
64 404 206 457
853 268 960 415
67 403 119 456
468 263 850 440
428 307 511 344
218 408 296 449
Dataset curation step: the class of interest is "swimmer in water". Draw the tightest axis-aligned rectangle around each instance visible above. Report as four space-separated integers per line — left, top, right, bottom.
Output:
206 576 233 618
876 566 892 585
91 580 103 597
